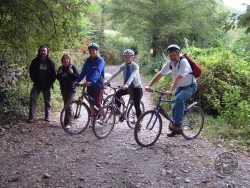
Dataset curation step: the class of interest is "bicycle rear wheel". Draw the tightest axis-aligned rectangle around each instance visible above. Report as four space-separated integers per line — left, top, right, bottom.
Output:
181 106 204 140
93 105 116 139
134 110 162 147
60 101 90 134
127 101 145 129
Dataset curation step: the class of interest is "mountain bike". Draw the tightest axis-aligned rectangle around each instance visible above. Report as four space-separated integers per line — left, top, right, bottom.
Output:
134 89 204 147
60 83 98 134
92 85 145 139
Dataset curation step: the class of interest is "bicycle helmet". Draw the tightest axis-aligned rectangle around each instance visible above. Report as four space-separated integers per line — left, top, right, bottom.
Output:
123 49 134 56
88 42 99 50
167 44 181 53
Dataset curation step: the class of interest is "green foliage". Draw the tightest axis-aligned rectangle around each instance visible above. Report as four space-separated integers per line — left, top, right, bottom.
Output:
107 0 229 55
137 52 163 75
101 30 136 64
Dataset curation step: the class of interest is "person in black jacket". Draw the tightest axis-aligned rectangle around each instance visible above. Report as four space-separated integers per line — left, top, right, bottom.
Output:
57 54 79 126
27 45 56 123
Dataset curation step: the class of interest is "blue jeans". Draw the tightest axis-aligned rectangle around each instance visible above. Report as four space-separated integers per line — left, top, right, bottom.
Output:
172 82 197 125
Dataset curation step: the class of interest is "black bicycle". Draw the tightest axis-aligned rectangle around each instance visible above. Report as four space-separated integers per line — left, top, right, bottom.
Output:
60 83 98 134
92 85 145 139
134 89 204 147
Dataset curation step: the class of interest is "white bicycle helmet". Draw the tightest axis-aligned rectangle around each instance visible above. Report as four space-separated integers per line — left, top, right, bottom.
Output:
88 42 99 50
167 44 181 53
123 49 134 56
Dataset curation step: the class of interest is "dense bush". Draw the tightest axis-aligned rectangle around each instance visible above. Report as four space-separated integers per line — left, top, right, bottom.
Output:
101 30 137 64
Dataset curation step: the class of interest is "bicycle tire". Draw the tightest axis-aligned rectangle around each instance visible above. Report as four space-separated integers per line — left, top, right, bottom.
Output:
181 106 204 140
60 100 90 134
93 105 116 139
134 110 162 147
127 101 145 129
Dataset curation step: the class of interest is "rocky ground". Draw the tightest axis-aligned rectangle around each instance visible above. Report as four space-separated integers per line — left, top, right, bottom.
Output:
0 65 249 188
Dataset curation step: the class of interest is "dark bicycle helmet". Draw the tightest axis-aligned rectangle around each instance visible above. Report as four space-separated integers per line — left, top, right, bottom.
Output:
88 42 99 50
167 44 181 53
123 49 134 56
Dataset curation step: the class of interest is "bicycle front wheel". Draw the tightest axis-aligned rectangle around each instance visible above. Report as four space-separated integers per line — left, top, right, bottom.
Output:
134 110 162 147
60 101 90 134
127 101 145 129
182 106 204 140
93 105 116 139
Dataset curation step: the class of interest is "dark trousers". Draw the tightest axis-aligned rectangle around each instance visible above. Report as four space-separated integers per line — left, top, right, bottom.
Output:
28 85 51 120
61 90 76 125
115 87 143 118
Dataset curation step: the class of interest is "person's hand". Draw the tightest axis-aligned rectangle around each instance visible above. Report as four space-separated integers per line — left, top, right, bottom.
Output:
85 82 91 86
68 68 73 74
73 82 79 88
145 85 151 92
104 80 109 85
122 83 129 90
165 91 173 98
57 67 63 75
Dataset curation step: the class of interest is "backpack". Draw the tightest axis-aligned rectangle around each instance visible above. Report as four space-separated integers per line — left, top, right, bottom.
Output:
170 54 202 78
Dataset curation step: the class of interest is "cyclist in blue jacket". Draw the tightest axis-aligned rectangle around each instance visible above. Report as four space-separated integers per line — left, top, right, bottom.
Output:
75 42 105 119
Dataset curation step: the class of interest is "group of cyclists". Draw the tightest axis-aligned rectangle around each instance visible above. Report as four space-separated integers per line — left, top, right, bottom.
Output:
27 42 197 137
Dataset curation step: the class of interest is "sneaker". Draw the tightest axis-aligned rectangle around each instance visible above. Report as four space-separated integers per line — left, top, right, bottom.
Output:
115 109 121 115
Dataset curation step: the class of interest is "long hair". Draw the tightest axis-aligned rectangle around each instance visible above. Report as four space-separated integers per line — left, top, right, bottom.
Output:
61 54 71 64
37 45 49 59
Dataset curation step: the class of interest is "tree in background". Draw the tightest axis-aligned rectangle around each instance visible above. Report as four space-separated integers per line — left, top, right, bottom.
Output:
0 0 90 61
107 0 228 56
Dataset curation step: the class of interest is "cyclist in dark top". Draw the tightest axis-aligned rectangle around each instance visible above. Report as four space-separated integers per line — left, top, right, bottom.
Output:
27 45 56 123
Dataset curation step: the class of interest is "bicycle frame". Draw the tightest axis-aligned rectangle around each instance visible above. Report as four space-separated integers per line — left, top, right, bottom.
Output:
146 95 174 130
110 89 133 116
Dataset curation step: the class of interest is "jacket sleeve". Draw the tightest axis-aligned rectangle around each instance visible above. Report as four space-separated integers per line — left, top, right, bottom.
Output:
56 66 62 81
89 58 105 84
76 62 86 83
29 60 36 83
51 62 57 84
70 65 79 79
107 64 123 82
126 63 139 85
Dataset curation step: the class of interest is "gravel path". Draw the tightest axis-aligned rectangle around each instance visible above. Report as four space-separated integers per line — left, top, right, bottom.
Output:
0 65 249 188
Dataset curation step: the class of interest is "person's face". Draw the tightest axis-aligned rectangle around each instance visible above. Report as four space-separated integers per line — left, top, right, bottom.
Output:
89 48 97 58
169 51 179 63
62 56 70 67
124 55 133 64
39 47 48 59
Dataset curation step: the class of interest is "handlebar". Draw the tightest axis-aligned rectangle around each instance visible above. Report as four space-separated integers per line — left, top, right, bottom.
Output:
148 89 166 96
105 83 122 90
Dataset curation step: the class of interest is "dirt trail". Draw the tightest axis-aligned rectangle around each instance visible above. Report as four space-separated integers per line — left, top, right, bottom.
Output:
0 65 249 188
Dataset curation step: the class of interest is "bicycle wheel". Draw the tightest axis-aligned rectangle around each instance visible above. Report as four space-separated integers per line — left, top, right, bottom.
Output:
181 106 204 140
127 101 145 129
134 110 162 147
93 105 116 139
60 100 90 134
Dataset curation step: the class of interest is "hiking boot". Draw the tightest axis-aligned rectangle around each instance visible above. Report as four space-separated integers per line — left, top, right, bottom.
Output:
167 130 182 137
167 123 182 137
45 117 50 122
26 119 34 123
